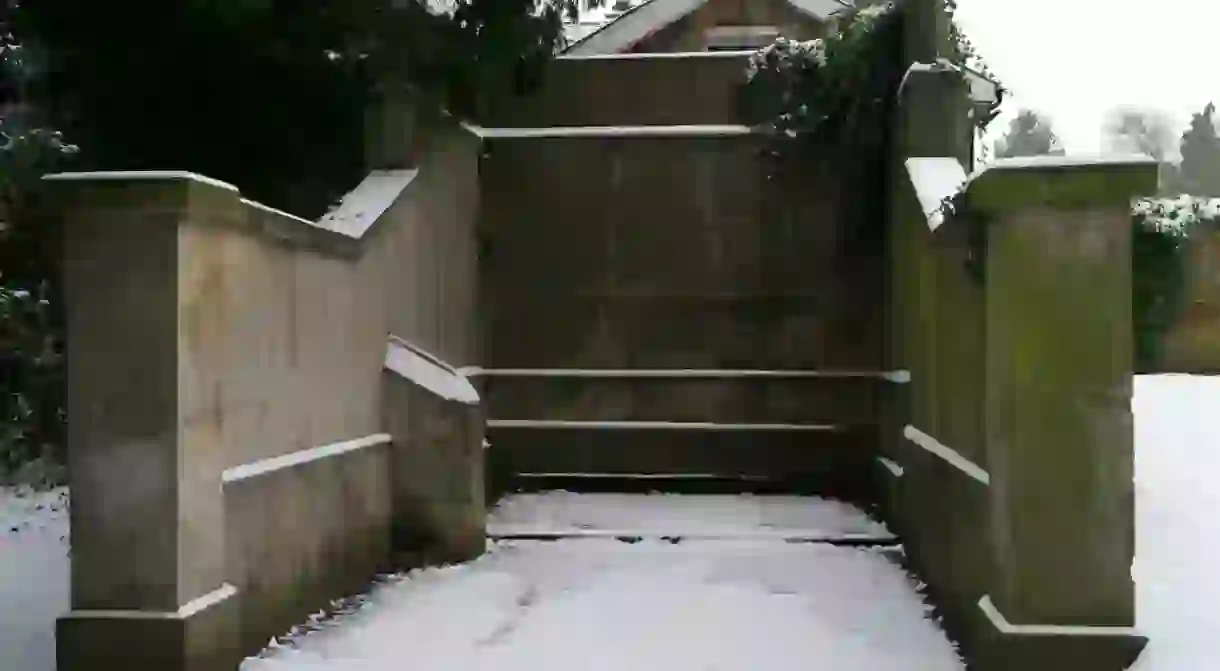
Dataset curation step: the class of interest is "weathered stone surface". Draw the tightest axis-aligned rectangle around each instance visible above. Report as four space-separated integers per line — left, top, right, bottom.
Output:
486 53 754 127
978 163 1155 627
53 121 485 669
487 424 876 489
224 443 393 654
480 134 885 375
57 587 241 671
485 375 880 425
888 73 1158 668
383 373 486 564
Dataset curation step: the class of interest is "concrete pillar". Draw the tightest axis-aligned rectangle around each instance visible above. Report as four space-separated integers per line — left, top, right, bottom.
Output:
49 174 241 670
882 54 971 518
969 158 1158 668
896 0 974 167
898 69 972 165
902 0 950 65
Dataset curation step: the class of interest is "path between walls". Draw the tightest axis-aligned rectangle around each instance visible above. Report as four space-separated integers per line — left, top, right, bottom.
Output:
241 493 964 671
6 376 1220 669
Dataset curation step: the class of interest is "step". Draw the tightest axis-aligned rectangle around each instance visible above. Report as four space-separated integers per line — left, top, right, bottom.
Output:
486 528 897 547
486 491 896 546
485 422 878 502
479 370 881 425
494 472 815 496
484 52 753 127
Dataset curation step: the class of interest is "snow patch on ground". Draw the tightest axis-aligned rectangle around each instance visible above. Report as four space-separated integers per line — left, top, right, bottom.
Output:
487 491 891 538
0 486 69 671
1129 374 1220 671
244 539 962 671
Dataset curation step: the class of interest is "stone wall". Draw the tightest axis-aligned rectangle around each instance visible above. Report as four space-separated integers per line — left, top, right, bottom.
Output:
486 52 753 127
51 122 485 670
885 130 1157 671
476 119 884 487
480 132 881 372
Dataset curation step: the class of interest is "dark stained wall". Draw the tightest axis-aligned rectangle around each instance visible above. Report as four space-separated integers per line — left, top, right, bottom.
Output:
478 134 884 373
487 53 753 127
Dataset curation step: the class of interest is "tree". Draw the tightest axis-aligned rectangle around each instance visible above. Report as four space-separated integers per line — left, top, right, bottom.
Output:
1 0 602 477
14 0 596 217
1179 102 1220 197
1104 107 1176 162
1103 106 1184 194
994 109 1064 158
0 3 77 479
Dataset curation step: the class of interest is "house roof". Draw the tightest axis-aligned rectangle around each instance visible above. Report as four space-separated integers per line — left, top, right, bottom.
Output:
564 0 856 55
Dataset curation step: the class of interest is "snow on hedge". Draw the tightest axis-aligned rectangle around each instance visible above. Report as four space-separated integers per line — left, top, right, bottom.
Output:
1134 195 1220 234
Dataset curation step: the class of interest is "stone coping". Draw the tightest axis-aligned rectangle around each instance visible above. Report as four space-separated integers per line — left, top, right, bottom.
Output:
44 168 419 259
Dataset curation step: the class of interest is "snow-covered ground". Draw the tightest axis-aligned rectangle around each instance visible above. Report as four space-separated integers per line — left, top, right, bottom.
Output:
3 374 1220 669
243 496 962 671
0 486 69 671
1129 375 1220 671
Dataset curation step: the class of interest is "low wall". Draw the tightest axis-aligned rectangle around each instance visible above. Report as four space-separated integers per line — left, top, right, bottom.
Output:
50 123 485 670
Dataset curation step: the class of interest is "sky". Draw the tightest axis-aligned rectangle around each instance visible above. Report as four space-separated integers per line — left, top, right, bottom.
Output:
953 0 1220 159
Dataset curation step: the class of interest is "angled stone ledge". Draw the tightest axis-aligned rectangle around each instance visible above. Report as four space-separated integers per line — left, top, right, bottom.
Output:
966 155 1160 213
382 336 486 565
44 168 421 260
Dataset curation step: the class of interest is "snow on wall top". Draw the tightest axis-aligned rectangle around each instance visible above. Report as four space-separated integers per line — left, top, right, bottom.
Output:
907 154 1167 233
44 168 420 256
316 169 419 240
384 337 480 405
970 154 1157 180
905 157 967 232
43 170 239 192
